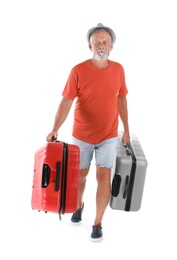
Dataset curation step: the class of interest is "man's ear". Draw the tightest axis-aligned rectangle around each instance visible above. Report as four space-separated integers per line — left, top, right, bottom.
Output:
88 42 93 51
110 43 113 51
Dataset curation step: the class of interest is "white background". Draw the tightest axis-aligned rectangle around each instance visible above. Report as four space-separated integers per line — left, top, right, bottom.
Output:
0 0 177 259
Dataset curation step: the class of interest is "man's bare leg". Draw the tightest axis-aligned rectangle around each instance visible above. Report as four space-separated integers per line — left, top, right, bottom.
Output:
93 166 111 225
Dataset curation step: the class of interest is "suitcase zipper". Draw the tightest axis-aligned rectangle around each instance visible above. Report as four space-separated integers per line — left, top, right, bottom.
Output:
124 142 137 211
58 142 68 219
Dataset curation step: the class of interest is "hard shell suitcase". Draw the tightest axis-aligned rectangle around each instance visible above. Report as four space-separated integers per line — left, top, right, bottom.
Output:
110 132 148 211
31 140 80 218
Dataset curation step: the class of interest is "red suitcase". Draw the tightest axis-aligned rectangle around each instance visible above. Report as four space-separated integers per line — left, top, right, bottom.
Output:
31 140 80 218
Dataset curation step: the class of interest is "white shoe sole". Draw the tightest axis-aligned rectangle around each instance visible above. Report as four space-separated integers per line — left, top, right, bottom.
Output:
71 220 82 225
90 236 103 242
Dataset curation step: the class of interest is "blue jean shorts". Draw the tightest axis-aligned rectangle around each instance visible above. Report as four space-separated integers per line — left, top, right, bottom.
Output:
72 137 118 169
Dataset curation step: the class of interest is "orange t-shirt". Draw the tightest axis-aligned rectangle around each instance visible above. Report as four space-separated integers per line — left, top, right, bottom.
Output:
62 59 128 144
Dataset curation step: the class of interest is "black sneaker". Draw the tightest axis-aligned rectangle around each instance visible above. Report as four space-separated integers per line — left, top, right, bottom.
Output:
90 224 103 241
71 203 84 224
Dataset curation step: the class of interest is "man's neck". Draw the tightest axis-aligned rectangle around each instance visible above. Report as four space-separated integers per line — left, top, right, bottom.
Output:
90 58 109 69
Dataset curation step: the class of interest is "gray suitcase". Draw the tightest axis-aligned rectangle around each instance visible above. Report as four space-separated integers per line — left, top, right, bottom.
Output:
110 132 148 211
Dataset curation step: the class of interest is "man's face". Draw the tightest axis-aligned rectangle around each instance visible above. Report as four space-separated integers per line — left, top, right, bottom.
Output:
89 30 113 61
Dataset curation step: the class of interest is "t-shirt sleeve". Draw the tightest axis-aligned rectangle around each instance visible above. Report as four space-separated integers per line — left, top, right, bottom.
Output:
62 67 78 100
118 66 128 97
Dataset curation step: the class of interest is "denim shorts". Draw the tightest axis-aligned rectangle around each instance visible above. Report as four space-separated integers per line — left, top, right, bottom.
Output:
72 137 118 169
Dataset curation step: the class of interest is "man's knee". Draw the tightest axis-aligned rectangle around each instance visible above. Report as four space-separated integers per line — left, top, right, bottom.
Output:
80 166 90 177
96 164 111 172
96 165 111 181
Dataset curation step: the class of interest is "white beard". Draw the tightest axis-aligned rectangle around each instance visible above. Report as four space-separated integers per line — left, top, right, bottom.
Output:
93 50 109 61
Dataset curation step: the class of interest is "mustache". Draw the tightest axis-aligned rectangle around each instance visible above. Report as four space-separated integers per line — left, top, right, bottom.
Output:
96 50 108 54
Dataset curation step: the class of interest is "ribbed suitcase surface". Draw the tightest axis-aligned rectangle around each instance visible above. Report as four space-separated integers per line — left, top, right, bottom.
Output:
110 133 148 211
31 141 80 217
